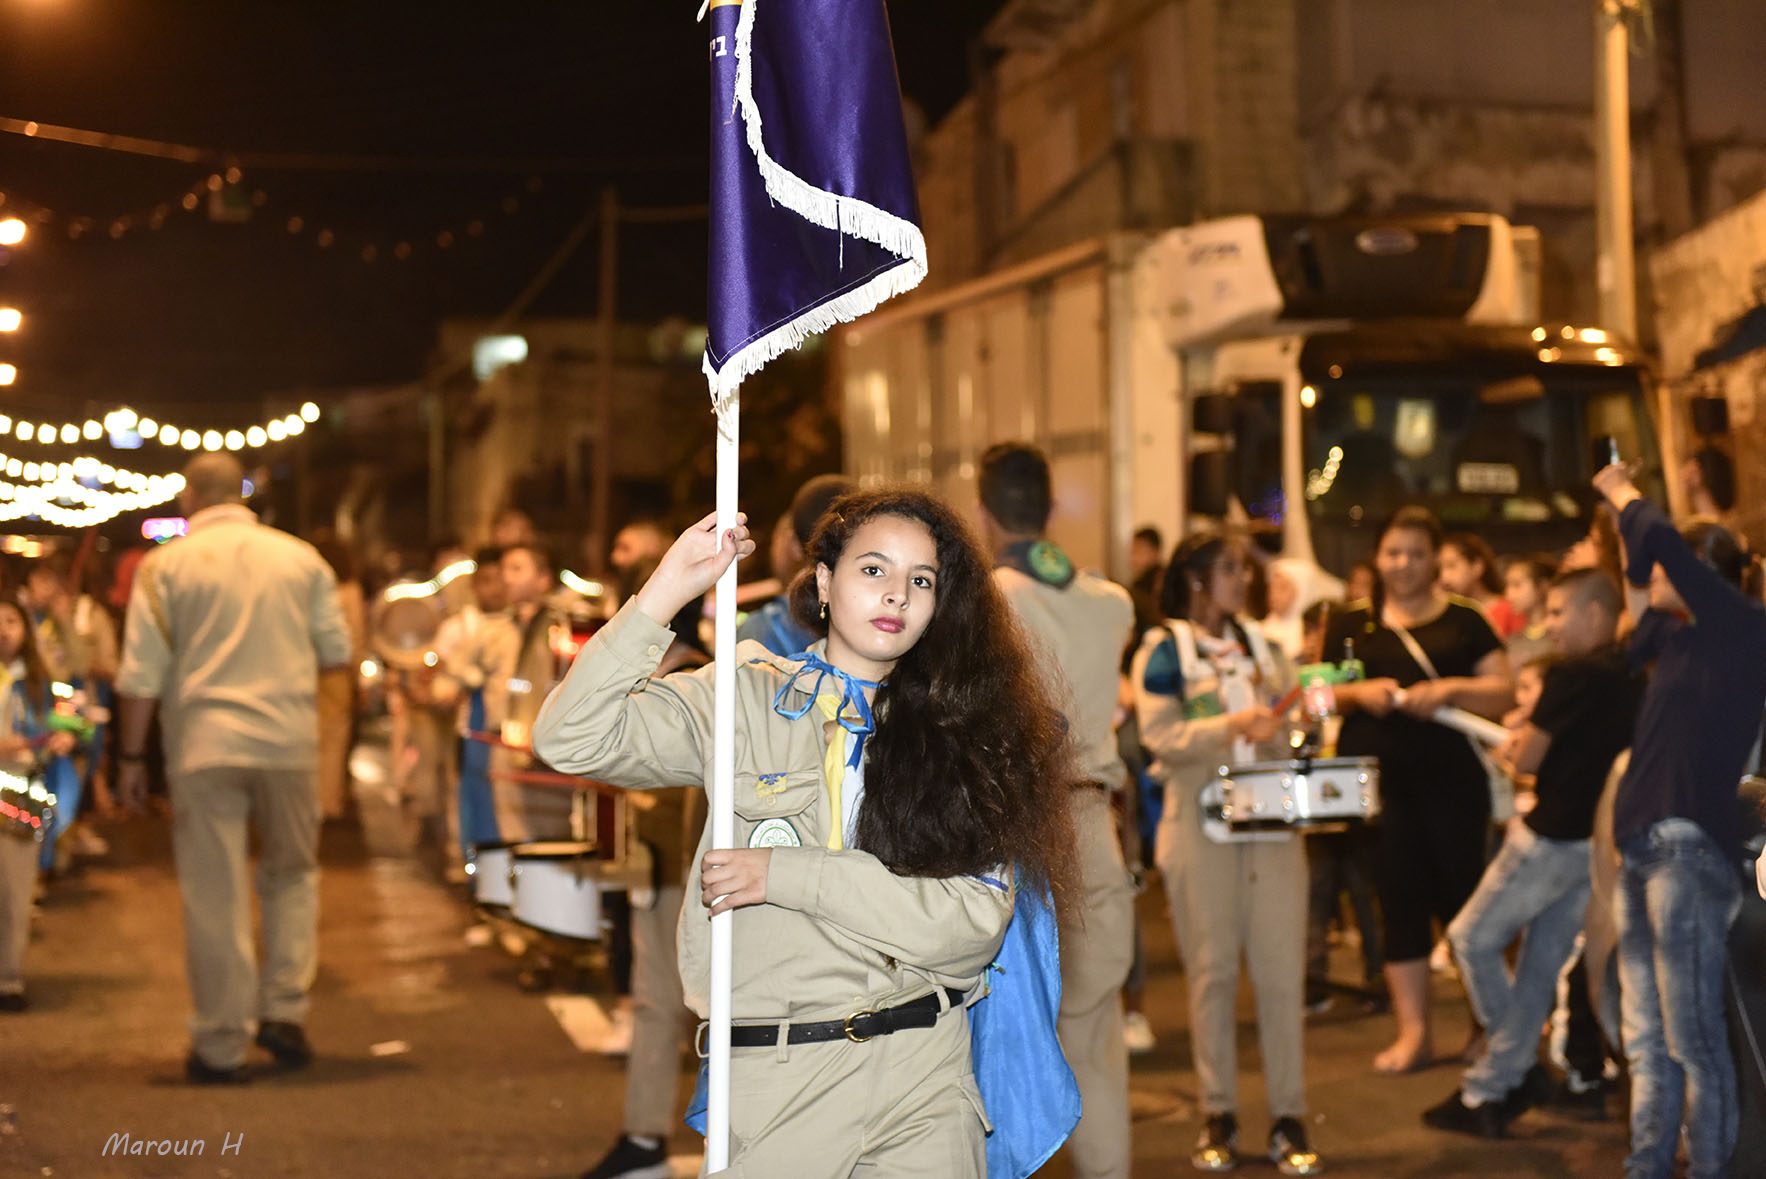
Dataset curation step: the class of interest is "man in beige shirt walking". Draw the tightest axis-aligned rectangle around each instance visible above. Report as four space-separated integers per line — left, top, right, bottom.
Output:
980 442 1137 1179
115 453 352 1083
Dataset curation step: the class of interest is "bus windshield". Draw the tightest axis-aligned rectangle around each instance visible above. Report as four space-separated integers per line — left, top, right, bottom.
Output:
1290 367 1662 576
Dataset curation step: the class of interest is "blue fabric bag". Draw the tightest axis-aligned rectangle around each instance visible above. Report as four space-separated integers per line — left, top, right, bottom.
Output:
685 870 1082 1179
972 870 1081 1179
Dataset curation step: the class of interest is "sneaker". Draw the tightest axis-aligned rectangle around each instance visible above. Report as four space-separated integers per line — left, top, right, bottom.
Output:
254 1020 314 1070
1420 1089 1506 1138
1500 1062 1556 1121
1268 1116 1324 1176
1192 1112 1240 1172
1122 1010 1156 1055
184 1051 250 1085
1304 989 1335 1017
580 1134 669 1179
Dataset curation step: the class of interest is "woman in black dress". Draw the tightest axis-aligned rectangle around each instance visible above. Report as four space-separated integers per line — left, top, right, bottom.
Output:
1325 507 1513 1073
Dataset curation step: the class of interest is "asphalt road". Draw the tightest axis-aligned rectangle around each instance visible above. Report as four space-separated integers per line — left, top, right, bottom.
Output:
2 788 1630 1178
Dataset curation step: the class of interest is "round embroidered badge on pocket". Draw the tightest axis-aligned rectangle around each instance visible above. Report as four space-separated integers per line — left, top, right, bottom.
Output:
748 817 803 848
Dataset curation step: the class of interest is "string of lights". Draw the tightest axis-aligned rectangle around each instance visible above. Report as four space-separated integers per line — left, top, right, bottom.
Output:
0 168 548 266
0 402 319 452
0 449 185 528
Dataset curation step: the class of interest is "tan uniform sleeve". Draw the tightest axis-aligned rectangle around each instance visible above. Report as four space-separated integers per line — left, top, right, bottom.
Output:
766 848 1013 977
115 554 173 700
530 601 712 791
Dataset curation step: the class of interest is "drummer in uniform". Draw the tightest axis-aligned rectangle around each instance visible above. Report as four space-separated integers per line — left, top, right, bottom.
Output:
1131 530 1323 1175
976 442 1136 1179
483 543 573 842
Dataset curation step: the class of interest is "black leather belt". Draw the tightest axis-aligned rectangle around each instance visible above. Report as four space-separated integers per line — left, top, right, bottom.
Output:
720 988 965 1048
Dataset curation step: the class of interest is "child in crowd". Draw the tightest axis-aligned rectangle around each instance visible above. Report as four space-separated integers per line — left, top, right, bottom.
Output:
1501 554 1557 660
0 599 83 1012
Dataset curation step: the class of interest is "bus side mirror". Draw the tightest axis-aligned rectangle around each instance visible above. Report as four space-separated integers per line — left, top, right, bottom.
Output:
1189 451 1231 518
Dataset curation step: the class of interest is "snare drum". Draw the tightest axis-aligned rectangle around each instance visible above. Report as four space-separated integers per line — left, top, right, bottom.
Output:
469 842 519 909
511 841 605 942
1212 757 1380 832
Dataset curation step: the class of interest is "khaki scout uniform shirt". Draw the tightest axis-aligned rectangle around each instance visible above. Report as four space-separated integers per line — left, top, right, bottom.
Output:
532 601 1013 1022
116 505 353 777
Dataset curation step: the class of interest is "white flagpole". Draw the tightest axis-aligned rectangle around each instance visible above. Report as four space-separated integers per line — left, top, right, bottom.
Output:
706 397 739 1172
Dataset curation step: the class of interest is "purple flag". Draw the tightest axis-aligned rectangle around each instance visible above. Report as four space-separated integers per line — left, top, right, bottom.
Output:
703 0 927 401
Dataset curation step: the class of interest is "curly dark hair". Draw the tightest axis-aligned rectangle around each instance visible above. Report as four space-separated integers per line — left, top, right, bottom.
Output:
786 487 1079 913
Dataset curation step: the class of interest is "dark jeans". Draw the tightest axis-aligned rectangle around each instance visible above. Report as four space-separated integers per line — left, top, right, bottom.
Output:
1618 818 1743 1179
1305 826 1384 988
1725 871 1766 1174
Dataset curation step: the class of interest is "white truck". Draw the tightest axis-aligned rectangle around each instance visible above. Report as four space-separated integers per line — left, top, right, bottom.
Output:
837 212 1666 579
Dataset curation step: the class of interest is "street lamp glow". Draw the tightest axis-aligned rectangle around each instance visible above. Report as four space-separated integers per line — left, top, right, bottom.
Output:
0 219 25 246
267 420 287 442
0 364 15 386
300 401 320 422
0 309 20 332
201 430 223 451
246 426 266 448
180 430 200 449
223 430 244 450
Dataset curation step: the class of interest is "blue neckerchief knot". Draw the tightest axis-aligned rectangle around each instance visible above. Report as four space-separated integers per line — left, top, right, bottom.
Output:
772 650 879 769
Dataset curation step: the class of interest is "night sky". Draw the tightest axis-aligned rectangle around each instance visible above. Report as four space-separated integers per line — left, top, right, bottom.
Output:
0 0 1000 424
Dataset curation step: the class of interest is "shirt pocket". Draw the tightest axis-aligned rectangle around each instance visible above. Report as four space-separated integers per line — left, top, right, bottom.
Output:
732 769 822 850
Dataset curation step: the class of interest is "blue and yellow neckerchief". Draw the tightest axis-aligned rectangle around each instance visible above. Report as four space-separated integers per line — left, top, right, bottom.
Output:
771 650 878 770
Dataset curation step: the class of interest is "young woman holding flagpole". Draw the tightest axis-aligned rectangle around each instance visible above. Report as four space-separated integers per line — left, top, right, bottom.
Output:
533 488 1077 1177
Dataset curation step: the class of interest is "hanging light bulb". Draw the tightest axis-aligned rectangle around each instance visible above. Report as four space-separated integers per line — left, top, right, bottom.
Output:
60 424 80 444
300 402 320 423
223 430 244 450
180 430 200 449
82 420 102 440
159 424 179 445
246 426 267 448
138 417 158 437
14 422 31 442
267 420 287 442
201 430 223 451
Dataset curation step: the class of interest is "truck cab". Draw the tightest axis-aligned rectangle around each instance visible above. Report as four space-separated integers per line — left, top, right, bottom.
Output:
1156 212 1665 574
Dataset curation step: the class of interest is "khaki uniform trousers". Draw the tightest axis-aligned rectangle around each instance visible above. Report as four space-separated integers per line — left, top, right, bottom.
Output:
316 668 355 819
715 1001 986 1178
1058 787 1137 1179
1157 780 1308 1117
0 833 37 993
171 765 321 1069
627 883 690 1139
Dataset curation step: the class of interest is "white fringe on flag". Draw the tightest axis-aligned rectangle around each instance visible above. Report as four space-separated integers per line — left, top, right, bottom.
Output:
703 0 928 407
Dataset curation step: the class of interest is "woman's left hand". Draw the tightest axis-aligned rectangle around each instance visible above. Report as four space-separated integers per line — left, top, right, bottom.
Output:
1395 678 1456 718
701 848 771 916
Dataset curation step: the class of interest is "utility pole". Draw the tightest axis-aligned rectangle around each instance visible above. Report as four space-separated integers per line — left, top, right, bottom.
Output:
590 186 618 575
1593 0 1638 340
